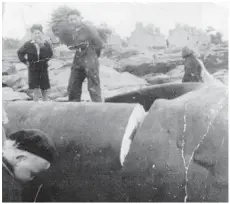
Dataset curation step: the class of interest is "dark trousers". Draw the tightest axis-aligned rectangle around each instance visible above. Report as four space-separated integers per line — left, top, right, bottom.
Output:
28 62 50 90
67 52 102 102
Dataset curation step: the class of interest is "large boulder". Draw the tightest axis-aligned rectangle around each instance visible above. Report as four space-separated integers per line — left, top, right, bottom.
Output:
197 58 226 87
122 84 228 202
2 74 27 89
144 65 184 85
13 63 27 72
114 55 154 76
2 87 30 101
114 53 183 77
203 47 228 73
213 69 228 86
2 62 17 75
2 57 148 102
102 46 140 59
48 62 148 101
144 74 181 85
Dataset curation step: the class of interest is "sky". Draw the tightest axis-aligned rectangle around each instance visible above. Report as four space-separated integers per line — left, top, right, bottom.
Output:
2 2 229 40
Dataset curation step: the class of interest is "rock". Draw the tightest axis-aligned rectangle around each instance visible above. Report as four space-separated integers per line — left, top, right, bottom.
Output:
55 96 68 102
2 102 9 125
2 57 148 101
13 63 27 71
166 61 225 87
2 87 30 101
2 74 27 89
49 85 68 100
48 59 68 70
164 47 182 54
203 48 228 73
49 63 148 101
167 65 184 78
105 82 204 111
102 46 140 59
213 69 228 85
122 84 228 202
145 74 181 85
114 52 184 77
114 55 153 76
197 58 225 87
2 62 17 75
53 46 75 60
156 52 183 66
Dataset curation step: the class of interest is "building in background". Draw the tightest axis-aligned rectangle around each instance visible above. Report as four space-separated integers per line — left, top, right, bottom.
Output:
168 24 211 49
128 22 166 50
106 30 123 48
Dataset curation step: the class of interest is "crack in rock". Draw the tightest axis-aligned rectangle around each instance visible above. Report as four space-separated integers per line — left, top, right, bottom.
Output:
180 90 228 202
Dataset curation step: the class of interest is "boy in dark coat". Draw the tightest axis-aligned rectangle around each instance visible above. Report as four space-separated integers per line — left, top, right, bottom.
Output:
17 24 53 101
181 46 203 83
67 10 104 102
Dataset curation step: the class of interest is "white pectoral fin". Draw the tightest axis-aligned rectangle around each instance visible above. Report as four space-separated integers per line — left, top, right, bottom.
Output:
120 104 147 166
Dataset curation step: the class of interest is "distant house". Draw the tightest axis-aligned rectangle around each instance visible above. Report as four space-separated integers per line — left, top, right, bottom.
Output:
128 22 166 49
168 24 210 48
106 30 123 48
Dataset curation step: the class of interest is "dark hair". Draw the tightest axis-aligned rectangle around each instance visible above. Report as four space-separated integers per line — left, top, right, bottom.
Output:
67 9 81 17
30 24 43 33
8 129 56 163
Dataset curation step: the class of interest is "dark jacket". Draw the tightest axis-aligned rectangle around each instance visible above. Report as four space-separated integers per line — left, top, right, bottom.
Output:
17 40 53 65
70 23 103 57
182 55 203 83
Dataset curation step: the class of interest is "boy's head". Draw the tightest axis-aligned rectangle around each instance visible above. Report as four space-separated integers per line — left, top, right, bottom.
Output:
30 24 44 42
2 129 56 183
67 9 82 28
181 46 194 58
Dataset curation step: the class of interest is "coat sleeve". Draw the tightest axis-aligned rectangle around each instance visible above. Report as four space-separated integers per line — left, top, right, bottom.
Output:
85 25 103 51
45 42 53 59
17 42 29 64
183 59 193 75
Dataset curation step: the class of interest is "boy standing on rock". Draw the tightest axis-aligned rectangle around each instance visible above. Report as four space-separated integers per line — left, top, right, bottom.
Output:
17 24 53 101
181 46 203 83
67 10 103 102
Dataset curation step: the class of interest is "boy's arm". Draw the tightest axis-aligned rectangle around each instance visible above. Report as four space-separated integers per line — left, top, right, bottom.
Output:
45 41 54 59
85 24 103 51
17 42 29 64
